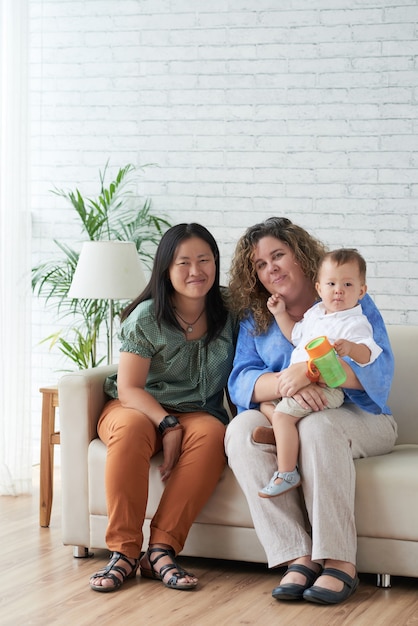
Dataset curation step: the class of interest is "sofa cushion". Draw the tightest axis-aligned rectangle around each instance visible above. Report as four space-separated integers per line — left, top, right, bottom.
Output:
88 438 255 528
355 444 418 540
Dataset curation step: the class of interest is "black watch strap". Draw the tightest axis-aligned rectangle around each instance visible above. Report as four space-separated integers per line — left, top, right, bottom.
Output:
158 414 180 435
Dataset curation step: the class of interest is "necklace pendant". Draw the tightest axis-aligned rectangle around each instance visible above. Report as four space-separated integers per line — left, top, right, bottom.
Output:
187 326 193 333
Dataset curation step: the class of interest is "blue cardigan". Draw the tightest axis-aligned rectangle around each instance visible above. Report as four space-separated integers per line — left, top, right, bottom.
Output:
228 293 394 415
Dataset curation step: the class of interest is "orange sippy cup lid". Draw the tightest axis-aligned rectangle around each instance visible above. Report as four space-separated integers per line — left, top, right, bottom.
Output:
305 336 333 358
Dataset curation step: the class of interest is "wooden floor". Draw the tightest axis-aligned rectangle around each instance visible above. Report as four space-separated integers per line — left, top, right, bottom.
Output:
1 468 417 626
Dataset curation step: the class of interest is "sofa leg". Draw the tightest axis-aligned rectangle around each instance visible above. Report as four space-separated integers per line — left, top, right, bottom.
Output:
376 574 391 588
73 546 92 558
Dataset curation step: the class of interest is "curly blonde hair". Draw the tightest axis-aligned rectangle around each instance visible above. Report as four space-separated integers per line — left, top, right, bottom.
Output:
229 217 327 334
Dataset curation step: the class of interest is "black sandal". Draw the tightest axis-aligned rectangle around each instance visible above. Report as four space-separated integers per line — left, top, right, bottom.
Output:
303 567 359 604
89 551 139 593
272 564 321 601
140 547 197 590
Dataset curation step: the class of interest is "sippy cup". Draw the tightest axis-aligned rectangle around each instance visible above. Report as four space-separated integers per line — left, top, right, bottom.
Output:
305 336 347 388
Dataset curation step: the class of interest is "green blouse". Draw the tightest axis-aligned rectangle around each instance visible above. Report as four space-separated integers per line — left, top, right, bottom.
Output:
104 298 237 425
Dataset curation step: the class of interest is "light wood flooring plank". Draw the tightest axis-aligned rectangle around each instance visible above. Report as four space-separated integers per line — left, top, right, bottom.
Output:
0 467 417 626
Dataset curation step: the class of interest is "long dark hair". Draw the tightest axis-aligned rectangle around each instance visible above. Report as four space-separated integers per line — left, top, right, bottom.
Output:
122 223 228 345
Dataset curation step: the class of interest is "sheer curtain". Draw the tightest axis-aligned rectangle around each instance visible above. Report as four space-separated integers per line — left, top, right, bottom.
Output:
0 0 32 495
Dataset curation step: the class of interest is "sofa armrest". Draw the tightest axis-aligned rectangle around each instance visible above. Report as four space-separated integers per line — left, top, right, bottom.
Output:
59 364 117 548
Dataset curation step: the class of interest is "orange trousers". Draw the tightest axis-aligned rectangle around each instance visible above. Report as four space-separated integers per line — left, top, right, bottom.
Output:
97 400 226 559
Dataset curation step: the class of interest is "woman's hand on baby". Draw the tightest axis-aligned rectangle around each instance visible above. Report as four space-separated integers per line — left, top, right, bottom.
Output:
276 362 328 411
292 385 328 412
275 362 308 398
159 429 183 482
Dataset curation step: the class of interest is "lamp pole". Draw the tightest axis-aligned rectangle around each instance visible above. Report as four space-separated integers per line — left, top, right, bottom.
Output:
108 298 114 364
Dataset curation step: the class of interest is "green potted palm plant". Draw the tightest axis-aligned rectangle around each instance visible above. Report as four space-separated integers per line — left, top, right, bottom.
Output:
32 163 171 370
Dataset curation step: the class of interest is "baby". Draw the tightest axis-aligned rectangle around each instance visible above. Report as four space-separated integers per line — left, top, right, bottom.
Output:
257 248 382 498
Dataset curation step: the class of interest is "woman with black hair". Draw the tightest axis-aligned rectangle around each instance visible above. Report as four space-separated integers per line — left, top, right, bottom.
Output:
89 223 236 593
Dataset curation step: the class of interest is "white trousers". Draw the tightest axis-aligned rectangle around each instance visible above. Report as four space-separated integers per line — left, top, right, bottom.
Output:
224 405 397 569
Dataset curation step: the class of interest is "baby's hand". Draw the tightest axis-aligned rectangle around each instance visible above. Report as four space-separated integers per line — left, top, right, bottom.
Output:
333 338 351 358
267 293 286 315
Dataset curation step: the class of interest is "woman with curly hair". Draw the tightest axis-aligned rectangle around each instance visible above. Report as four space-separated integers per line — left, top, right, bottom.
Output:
225 217 397 605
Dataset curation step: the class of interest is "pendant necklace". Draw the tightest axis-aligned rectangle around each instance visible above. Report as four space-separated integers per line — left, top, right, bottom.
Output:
175 308 205 333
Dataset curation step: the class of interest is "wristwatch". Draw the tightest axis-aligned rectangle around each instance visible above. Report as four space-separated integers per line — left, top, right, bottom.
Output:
158 415 180 435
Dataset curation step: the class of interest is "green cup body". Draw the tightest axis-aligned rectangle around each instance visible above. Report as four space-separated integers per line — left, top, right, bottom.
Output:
305 336 347 388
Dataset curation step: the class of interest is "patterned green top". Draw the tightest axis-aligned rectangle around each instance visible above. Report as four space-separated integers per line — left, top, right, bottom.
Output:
104 298 237 425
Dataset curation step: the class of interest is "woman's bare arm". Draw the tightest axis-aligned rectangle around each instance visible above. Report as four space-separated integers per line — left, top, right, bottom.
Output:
117 351 168 426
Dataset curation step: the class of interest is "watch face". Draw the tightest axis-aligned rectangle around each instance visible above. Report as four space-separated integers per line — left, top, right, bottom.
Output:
159 415 180 434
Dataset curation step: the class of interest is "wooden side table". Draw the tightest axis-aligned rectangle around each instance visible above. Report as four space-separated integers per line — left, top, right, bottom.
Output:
39 386 60 527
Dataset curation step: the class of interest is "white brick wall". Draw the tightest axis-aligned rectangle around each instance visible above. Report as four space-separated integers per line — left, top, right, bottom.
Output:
29 0 418 461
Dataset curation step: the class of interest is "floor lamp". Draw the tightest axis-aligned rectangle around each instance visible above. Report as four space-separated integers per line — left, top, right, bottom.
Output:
68 241 147 364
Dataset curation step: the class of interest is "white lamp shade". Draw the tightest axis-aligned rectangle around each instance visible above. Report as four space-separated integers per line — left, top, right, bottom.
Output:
68 241 147 300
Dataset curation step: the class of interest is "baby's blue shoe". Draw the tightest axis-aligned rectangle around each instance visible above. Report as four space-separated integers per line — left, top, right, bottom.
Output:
259 468 301 498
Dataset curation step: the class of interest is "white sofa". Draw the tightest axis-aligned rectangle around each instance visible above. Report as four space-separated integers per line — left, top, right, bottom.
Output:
59 325 418 587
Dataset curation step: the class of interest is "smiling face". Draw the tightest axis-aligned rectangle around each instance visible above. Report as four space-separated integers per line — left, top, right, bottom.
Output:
253 235 312 306
169 236 216 301
315 258 367 313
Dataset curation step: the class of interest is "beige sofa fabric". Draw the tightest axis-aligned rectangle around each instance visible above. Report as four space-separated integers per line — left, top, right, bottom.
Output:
59 325 418 581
